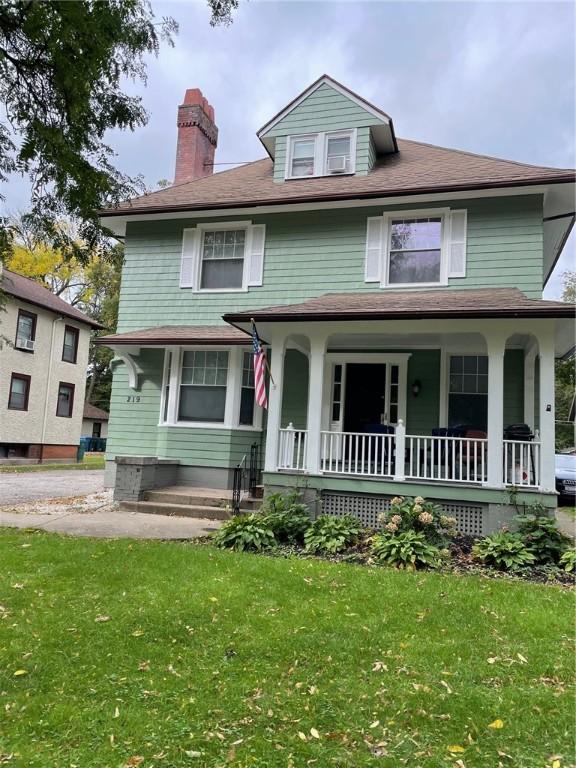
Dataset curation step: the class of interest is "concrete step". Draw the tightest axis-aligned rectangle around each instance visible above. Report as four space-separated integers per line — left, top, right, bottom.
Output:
143 489 262 510
119 500 244 520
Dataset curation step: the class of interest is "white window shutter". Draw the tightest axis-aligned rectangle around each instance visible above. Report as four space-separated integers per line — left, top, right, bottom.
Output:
365 216 383 283
180 228 199 288
247 224 266 287
448 210 467 278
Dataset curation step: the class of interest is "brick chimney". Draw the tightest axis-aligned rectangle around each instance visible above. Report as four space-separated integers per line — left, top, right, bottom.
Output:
174 88 218 184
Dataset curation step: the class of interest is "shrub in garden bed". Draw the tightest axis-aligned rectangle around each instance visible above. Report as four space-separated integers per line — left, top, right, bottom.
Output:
304 514 362 554
371 530 444 570
472 531 535 571
261 492 311 544
514 511 570 565
213 513 276 552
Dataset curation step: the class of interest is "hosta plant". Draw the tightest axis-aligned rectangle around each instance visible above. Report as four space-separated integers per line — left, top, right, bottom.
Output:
514 512 570 565
371 530 441 570
261 492 311 544
559 548 576 573
472 531 535 571
304 515 362 554
213 514 276 552
377 495 456 544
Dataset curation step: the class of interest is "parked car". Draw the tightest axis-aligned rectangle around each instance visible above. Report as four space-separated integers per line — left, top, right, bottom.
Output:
555 452 576 503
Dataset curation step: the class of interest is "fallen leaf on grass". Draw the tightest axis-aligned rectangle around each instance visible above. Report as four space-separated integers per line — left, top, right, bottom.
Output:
310 728 320 739
184 751 202 758
124 758 144 767
95 615 110 623
516 653 528 664
297 732 307 741
372 661 388 672
447 745 466 753
488 719 504 729
13 670 27 677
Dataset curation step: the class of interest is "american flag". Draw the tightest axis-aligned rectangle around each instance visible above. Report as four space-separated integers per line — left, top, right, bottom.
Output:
251 321 268 409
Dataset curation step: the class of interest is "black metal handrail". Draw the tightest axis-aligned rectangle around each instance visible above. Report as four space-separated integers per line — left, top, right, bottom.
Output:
249 442 261 497
232 454 246 516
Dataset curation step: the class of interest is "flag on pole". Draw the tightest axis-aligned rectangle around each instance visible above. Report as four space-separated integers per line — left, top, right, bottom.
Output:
251 320 268 409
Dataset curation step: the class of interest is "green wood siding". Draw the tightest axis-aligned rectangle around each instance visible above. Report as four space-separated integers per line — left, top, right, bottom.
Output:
263 82 384 138
504 349 525 426
406 350 441 434
117 194 543 332
355 126 372 176
281 350 308 429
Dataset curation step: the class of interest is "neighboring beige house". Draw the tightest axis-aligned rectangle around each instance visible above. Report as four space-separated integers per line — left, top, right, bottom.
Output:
82 402 109 439
0 267 101 463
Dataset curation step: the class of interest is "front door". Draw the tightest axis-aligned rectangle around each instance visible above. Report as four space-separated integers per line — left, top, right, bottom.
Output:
343 363 387 432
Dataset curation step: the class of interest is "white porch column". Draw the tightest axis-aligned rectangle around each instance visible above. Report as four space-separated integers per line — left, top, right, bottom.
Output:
536 326 556 492
485 333 506 488
263 332 287 473
305 333 327 474
523 344 537 430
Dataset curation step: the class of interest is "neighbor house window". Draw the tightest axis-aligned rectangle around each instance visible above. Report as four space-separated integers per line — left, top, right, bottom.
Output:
62 325 79 363
56 382 75 418
178 350 229 423
388 217 443 285
287 130 355 178
239 351 255 426
92 422 102 438
448 355 488 431
8 373 31 411
200 229 246 290
15 310 37 352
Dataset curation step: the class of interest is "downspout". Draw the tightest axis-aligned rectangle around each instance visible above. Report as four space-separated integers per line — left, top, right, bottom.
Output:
40 316 63 461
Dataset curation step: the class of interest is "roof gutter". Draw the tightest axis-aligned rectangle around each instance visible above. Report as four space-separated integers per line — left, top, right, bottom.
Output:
223 308 576 323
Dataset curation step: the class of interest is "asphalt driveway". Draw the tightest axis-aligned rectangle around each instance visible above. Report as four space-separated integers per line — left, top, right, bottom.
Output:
0 469 106 505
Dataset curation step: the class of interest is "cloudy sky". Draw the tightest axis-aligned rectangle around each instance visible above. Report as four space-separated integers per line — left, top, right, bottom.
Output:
2 0 574 295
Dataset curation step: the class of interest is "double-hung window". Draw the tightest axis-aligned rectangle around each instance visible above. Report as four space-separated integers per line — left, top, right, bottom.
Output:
289 138 316 177
178 350 229 423
15 310 36 352
448 355 488 431
62 325 79 363
56 382 75 418
8 373 31 411
200 229 246 290
286 130 355 178
388 217 443 285
239 351 255 426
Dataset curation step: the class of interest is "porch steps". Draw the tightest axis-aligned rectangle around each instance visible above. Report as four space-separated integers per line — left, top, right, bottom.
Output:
118 486 260 520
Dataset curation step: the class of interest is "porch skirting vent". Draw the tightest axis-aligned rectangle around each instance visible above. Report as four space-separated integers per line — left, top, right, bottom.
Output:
321 492 484 536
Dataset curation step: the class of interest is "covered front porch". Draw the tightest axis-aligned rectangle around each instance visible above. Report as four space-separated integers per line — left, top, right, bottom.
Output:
255 314 566 499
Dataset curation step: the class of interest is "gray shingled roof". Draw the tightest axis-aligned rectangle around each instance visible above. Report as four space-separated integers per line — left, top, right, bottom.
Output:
101 139 575 216
96 325 250 346
2 269 102 328
224 288 576 323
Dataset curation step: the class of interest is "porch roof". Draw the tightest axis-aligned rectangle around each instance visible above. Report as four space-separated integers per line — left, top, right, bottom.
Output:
96 325 250 346
223 288 576 323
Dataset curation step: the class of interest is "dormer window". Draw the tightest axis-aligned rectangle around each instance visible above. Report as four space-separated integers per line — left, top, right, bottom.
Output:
325 133 351 174
286 130 356 179
290 138 316 177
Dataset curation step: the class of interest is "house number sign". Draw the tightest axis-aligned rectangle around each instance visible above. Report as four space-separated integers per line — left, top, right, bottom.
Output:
126 395 141 403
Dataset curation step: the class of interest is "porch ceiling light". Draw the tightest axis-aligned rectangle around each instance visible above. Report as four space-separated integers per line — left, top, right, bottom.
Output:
412 379 421 397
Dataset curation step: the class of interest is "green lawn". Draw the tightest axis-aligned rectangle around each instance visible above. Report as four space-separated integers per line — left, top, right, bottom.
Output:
0 530 573 767
0 454 105 473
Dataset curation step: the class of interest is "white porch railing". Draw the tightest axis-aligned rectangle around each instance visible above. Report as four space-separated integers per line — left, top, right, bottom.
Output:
278 425 307 471
503 439 541 488
405 434 488 484
320 431 395 476
276 427 542 490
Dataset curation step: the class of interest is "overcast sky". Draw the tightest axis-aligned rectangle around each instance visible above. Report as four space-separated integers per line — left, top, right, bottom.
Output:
2 0 574 296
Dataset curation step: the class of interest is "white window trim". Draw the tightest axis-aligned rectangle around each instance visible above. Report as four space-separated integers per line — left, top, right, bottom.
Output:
285 129 357 180
194 221 252 294
159 346 263 431
381 207 451 289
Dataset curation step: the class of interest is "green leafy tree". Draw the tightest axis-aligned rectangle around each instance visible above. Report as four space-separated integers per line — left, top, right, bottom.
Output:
556 271 575 450
0 0 239 263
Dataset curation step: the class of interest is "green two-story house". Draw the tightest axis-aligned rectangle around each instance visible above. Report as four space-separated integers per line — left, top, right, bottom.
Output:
99 76 575 533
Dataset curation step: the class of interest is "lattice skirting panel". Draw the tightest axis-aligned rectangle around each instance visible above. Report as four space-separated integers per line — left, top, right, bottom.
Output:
321 493 485 535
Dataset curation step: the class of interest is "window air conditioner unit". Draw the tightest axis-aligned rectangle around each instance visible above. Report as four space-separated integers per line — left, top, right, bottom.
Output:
327 155 348 173
16 337 35 351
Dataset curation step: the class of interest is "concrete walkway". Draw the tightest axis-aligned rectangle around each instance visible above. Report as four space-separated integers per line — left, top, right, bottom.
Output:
0 506 221 539
556 508 576 539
